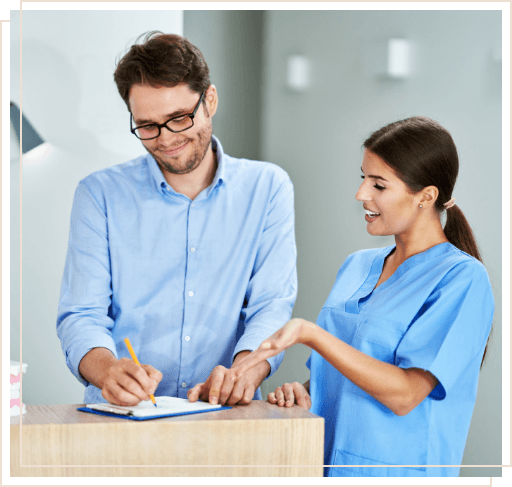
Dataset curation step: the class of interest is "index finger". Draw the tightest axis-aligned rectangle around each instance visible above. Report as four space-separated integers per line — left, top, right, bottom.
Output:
141 364 163 392
120 359 155 393
208 367 227 405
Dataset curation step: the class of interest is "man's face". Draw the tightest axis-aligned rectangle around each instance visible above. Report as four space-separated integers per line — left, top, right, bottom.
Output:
129 83 215 175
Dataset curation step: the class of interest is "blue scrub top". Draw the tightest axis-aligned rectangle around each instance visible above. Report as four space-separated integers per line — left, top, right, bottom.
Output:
307 243 494 477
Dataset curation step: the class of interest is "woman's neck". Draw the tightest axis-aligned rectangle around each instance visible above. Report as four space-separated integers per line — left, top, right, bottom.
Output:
392 216 448 266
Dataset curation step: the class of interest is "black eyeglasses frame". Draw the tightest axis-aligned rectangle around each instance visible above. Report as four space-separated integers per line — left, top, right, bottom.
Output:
130 91 205 140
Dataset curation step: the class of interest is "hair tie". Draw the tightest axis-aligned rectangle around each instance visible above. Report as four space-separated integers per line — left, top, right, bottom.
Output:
443 197 456 209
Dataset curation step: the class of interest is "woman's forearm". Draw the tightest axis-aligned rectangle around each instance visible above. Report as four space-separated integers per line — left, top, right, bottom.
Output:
300 320 437 416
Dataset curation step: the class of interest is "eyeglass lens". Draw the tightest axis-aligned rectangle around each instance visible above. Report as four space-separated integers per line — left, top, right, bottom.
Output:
135 115 194 139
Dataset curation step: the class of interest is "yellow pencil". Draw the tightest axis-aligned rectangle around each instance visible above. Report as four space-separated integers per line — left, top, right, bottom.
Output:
123 338 158 407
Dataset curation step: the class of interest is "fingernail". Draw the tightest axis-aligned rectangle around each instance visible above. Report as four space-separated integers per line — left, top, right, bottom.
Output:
210 397 218 405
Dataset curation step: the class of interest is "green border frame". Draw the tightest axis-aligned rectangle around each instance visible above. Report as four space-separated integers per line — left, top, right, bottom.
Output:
0 0 512 487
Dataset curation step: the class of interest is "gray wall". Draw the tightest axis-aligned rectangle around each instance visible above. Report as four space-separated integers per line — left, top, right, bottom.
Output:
259 10 502 477
183 11 264 161
11 8 502 477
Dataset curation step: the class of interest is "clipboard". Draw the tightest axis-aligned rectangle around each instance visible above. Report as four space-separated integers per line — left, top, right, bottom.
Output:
77 396 231 421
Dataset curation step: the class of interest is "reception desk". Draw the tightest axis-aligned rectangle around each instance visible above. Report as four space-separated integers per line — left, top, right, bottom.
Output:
10 400 324 477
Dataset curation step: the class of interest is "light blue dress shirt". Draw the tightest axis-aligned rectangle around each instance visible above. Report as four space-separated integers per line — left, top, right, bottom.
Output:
57 136 297 403
306 243 494 477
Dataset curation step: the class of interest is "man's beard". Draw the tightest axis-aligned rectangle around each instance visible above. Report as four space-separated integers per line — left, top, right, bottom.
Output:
146 120 212 175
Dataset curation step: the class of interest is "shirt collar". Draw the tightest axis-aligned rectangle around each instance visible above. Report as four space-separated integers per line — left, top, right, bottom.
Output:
208 135 225 194
147 134 225 196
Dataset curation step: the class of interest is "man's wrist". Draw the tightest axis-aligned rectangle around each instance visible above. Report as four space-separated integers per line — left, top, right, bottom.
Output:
233 350 271 382
79 347 117 390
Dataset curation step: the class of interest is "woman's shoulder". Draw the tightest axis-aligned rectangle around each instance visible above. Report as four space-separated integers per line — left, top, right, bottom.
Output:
435 243 488 276
427 244 492 298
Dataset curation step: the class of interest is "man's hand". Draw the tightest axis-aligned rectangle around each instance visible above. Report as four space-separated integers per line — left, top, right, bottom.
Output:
187 351 270 406
101 357 162 406
78 347 163 406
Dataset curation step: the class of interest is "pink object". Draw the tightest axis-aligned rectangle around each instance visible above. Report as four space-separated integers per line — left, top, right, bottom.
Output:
10 373 21 385
443 197 456 209
10 398 22 408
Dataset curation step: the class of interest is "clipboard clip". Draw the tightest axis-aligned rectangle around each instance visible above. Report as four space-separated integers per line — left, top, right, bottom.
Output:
88 404 134 416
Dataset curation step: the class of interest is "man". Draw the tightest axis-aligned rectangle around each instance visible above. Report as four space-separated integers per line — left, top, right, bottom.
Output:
56 32 297 407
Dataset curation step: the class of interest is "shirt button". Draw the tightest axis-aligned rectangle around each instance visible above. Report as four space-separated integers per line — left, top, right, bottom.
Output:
185 336 190 341
181 382 187 388
191 203 195 208
188 291 194 297
190 247 195 252
167 185 171 191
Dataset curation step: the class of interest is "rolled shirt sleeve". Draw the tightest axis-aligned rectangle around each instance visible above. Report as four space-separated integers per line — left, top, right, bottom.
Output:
395 260 494 400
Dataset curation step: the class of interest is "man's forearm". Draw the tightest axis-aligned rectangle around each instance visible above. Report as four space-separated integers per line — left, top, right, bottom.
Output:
78 347 118 389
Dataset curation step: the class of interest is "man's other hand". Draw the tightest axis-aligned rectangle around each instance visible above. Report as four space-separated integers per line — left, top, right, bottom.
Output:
187 351 270 406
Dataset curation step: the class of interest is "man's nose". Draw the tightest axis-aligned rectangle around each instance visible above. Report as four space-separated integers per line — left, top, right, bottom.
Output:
158 125 178 144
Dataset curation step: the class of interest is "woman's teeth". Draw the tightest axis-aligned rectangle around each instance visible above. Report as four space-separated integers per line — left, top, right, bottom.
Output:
365 210 380 217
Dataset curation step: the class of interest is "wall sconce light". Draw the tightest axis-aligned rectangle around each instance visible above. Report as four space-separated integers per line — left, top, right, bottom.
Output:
10 101 52 163
387 39 411 78
287 55 310 92
367 38 412 80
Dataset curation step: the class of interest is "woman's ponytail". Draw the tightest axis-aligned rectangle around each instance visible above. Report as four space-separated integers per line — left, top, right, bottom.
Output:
443 204 489 366
443 205 482 262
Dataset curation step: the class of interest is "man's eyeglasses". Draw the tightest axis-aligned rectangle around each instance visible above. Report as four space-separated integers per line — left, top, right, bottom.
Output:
130 91 205 140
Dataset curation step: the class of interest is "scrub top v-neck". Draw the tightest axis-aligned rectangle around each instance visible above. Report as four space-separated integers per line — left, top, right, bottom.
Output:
306 242 494 477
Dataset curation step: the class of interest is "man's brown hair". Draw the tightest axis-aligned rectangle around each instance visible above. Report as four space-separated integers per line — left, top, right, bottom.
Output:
114 31 210 111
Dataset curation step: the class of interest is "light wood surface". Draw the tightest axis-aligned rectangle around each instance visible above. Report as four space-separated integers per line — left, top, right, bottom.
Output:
10 401 324 477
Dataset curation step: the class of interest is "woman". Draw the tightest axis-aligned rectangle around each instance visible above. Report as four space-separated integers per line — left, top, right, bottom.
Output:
234 116 494 477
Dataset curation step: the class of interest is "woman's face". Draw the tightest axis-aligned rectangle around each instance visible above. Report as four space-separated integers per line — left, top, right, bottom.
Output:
355 150 420 237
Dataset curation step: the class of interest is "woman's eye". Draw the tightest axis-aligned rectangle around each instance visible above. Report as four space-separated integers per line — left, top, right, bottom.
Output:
374 184 385 190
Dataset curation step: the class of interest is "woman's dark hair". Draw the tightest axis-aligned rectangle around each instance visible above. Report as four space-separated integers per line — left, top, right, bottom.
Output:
364 116 490 365
114 31 211 111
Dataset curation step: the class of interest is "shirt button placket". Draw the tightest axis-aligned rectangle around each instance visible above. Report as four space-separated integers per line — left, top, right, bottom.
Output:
182 200 195 397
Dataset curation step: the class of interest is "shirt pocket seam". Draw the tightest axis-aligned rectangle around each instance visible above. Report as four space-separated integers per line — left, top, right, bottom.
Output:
332 449 427 476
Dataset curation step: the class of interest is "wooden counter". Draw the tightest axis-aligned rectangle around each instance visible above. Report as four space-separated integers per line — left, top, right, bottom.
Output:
10 400 324 477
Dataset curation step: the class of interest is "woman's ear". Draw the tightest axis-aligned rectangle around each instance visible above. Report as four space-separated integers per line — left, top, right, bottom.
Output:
418 186 439 209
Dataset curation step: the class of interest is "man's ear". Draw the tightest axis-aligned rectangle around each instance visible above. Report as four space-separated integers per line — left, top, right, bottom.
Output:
204 84 218 118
